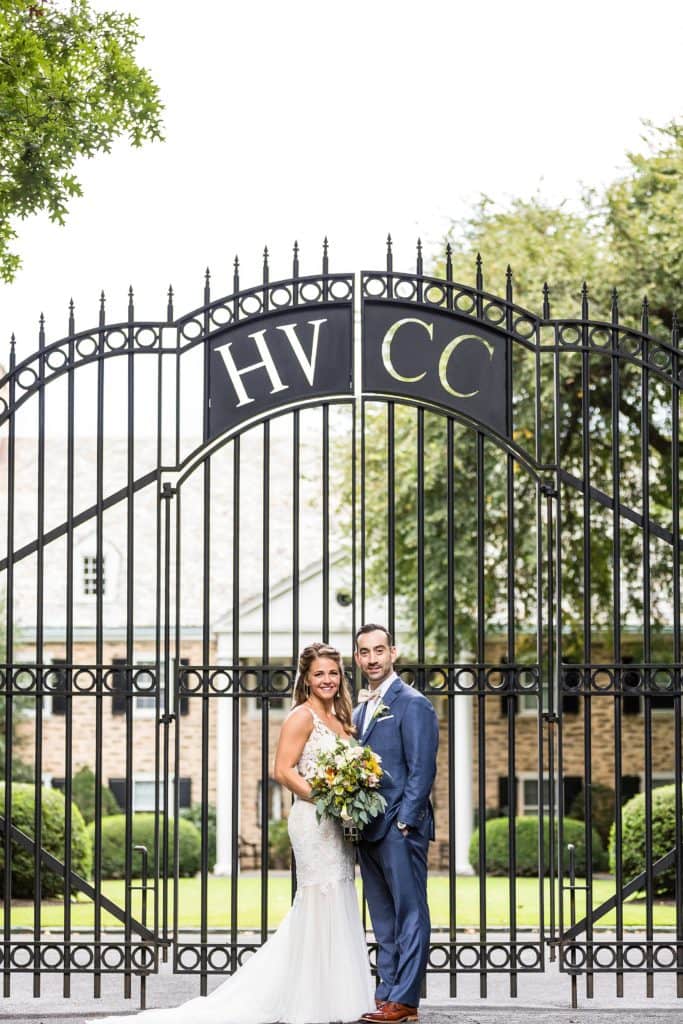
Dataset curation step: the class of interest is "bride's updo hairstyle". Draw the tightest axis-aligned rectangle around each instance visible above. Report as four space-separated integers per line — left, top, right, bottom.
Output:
293 642 356 736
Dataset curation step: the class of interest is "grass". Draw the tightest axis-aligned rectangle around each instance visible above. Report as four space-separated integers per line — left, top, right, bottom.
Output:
3 875 678 931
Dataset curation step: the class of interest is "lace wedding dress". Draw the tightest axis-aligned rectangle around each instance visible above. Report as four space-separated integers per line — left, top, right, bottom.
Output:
88 708 375 1024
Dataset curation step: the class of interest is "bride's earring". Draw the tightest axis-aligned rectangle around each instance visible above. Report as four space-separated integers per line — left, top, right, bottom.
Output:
304 682 310 698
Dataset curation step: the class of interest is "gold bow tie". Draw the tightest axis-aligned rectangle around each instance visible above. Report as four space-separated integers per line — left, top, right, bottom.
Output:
357 688 381 704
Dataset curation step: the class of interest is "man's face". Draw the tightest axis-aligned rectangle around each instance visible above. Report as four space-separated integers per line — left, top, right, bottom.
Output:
354 629 397 688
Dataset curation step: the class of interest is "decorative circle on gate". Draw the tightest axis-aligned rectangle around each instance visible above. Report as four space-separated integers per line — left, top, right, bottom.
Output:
269 286 293 309
208 947 230 970
427 944 449 969
135 327 160 350
76 335 98 358
181 318 203 340
41 944 64 969
208 669 234 694
455 945 479 969
300 281 323 303
364 276 386 298
270 669 294 696
13 668 36 692
518 668 539 691
593 944 617 969
454 291 476 315
105 329 128 352
425 284 446 306
178 946 201 970
589 328 611 350
623 944 646 969
73 668 97 693
651 668 674 693
17 366 38 391
70 944 95 969
46 346 69 371
558 325 581 347
512 316 536 339
329 279 352 301
453 667 477 692
394 278 417 301
210 304 234 328
591 668 614 692
618 332 642 358
483 303 506 326
517 944 541 969
9 944 32 969
134 668 156 692
425 668 448 692
101 945 125 970
561 943 586 969
650 347 672 372
487 944 511 968
237 945 259 966
654 944 676 968
131 945 156 970
180 668 203 693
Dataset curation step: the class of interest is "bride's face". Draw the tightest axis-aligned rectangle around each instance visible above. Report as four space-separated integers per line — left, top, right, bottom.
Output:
307 657 341 702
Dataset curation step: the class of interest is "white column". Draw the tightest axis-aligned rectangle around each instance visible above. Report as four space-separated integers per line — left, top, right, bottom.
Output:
453 665 474 875
213 661 234 876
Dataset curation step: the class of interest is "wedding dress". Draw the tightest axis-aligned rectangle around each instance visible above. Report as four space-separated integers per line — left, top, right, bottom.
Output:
88 707 375 1024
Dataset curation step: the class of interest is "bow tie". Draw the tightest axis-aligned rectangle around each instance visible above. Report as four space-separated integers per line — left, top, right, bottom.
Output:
357 688 382 704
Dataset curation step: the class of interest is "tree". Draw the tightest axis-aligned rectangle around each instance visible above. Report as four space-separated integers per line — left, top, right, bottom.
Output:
360 121 682 660
0 0 163 281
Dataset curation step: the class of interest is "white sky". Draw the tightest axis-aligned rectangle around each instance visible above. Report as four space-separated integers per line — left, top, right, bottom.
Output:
1 0 682 359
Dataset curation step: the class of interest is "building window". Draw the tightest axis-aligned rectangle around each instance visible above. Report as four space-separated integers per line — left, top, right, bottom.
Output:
257 779 284 824
108 775 192 812
518 775 551 816
83 555 105 597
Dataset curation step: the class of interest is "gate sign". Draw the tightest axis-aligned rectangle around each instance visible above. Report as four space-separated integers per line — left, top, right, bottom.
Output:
209 304 353 438
362 301 509 437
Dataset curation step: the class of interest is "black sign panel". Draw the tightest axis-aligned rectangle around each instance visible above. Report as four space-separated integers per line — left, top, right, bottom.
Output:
362 301 509 437
208 304 353 439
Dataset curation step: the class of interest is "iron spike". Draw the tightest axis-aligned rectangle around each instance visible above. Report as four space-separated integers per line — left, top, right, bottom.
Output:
68 299 75 335
505 265 513 303
445 242 453 281
263 247 269 286
475 253 483 292
233 256 240 294
581 281 589 320
416 238 423 276
99 290 106 328
204 267 210 305
641 295 649 334
128 286 135 322
671 310 679 348
322 237 329 276
293 240 300 279
38 313 45 351
10 333 16 369
611 288 619 325
386 233 393 273
167 285 174 323
542 283 550 320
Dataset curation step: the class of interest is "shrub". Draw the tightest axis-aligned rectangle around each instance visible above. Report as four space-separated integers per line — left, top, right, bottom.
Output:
609 785 681 897
268 818 291 868
89 814 201 879
71 765 120 824
568 783 615 847
0 783 91 897
180 803 216 869
469 815 607 876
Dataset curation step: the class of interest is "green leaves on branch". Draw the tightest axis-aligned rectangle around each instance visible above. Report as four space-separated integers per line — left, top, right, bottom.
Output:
0 0 164 280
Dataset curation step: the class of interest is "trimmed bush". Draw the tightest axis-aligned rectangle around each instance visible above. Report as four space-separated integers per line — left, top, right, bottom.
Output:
609 785 681 897
268 818 291 868
71 765 120 824
90 814 201 879
469 815 607 876
568 783 615 847
180 803 216 869
0 782 91 897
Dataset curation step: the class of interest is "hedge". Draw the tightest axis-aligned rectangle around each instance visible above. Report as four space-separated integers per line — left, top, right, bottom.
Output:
71 765 120 824
568 783 615 847
0 783 91 897
609 785 681 897
469 815 607 876
89 814 201 879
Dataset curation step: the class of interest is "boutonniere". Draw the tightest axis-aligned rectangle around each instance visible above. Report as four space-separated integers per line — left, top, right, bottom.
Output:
372 702 391 721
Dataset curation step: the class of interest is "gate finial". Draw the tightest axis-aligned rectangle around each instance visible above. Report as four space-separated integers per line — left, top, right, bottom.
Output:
233 255 240 295
505 265 513 303
672 311 680 348
542 282 550 319
293 240 300 279
167 285 174 323
322 236 329 275
9 333 15 369
263 246 269 286
99 290 106 328
39 313 45 351
641 295 649 334
445 242 453 281
611 288 619 325
475 252 483 292
581 282 589 320
128 285 135 322
416 238 423 276
386 233 393 273
68 299 75 335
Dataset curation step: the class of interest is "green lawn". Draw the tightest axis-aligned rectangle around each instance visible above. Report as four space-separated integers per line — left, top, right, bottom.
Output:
3 875 677 930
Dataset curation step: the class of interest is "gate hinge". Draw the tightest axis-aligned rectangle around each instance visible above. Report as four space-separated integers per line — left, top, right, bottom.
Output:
540 481 558 498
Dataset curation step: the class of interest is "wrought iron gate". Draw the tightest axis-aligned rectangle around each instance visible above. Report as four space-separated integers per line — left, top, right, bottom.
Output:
0 240 681 1008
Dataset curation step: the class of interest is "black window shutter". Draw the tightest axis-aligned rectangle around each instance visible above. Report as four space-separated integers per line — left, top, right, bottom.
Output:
622 657 641 715
621 775 640 804
179 658 190 716
623 695 641 715
51 777 66 792
563 775 583 813
498 776 517 816
561 661 581 714
178 777 192 808
50 660 67 716
108 778 126 810
111 659 127 715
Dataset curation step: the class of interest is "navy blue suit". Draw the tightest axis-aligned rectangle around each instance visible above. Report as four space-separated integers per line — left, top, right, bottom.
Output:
354 676 439 1007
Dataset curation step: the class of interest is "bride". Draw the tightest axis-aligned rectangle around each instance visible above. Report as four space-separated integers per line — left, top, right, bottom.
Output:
88 642 375 1024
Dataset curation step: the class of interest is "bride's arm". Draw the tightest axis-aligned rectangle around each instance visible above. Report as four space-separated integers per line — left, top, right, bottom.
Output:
273 708 315 800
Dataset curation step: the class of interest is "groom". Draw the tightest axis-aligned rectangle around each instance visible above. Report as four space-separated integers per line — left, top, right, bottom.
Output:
353 624 439 1024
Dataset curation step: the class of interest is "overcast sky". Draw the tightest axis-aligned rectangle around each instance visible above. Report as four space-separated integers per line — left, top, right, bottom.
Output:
1 0 682 360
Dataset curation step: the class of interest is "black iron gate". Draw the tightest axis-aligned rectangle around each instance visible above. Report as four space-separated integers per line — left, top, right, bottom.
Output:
0 240 681 1008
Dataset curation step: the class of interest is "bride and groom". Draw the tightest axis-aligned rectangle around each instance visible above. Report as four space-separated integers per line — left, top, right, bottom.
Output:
89 624 439 1024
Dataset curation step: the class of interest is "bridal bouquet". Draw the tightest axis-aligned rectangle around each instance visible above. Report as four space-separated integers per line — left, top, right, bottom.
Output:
306 738 387 842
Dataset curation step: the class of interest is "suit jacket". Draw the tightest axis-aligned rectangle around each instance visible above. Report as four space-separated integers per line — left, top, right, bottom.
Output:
353 676 439 842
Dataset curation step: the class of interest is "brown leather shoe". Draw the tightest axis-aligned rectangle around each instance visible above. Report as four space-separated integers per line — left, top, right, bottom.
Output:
361 1002 419 1022
375 997 387 1008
